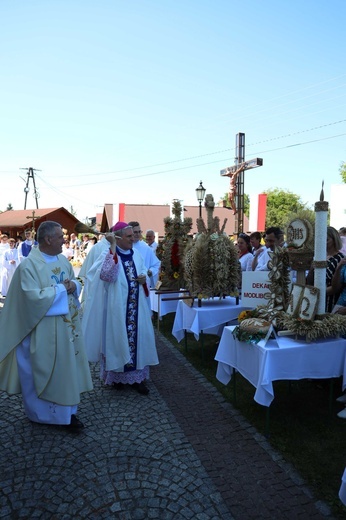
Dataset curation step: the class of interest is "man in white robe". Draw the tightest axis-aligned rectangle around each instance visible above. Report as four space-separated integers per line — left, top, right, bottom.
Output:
128 221 160 288
0 221 93 429
82 222 158 395
78 235 109 308
145 229 158 253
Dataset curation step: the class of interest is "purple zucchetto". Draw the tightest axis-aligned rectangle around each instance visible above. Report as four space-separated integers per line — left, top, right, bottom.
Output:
111 221 130 232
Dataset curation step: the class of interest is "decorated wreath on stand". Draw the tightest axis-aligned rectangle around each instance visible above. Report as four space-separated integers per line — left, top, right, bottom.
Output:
183 194 239 301
232 246 291 344
157 199 192 290
232 227 346 344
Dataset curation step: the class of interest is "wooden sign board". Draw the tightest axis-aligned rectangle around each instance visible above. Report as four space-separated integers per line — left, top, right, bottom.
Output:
241 271 271 308
287 284 320 321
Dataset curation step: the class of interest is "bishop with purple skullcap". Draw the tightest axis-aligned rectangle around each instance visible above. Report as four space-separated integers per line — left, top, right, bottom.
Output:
111 221 130 232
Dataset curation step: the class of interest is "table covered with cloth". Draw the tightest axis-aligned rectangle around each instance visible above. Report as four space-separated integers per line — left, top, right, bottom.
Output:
172 297 250 342
149 290 182 318
215 326 346 407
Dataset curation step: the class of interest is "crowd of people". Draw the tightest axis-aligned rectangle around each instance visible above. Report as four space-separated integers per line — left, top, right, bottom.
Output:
1 219 346 429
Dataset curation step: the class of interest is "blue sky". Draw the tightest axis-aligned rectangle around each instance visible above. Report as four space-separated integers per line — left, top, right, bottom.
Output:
1 0 345 221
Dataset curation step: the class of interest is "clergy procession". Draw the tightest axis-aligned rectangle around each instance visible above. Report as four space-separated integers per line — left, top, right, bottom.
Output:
0 219 160 429
1 191 346 517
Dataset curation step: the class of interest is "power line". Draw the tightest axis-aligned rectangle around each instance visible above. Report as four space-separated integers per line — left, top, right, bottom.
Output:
59 131 346 188
197 74 346 130
49 118 346 179
52 118 346 180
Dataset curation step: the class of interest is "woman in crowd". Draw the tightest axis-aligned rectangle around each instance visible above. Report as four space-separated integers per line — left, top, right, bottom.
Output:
249 231 264 270
330 256 346 417
307 226 344 312
237 233 253 271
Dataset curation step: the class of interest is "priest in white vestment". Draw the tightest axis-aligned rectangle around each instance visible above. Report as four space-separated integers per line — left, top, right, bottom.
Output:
82 222 158 395
0 221 93 429
79 235 109 308
128 221 160 287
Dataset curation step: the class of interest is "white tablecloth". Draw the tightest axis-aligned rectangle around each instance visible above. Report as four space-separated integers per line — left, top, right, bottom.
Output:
172 297 249 342
72 266 81 277
339 468 346 506
149 290 181 318
215 326 346 407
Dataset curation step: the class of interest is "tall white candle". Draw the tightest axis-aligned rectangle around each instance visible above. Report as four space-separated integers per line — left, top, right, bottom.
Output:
313 186 328 315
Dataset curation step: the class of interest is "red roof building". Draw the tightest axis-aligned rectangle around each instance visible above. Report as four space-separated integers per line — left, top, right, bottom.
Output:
100 203 249 238
0 208 81 238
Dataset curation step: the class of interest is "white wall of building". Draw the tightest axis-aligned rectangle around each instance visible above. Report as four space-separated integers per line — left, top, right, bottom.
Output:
330 184 346 229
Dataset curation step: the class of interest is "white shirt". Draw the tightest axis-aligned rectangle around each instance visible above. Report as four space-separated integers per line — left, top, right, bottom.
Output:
239 252 253 271
148 241 158 252
133 240 161 287
255 248 272 271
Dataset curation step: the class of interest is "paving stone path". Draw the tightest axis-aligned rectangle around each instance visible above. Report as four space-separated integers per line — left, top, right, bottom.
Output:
0 295 334 518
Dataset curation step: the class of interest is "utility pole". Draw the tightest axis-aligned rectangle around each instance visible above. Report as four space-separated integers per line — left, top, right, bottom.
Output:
220 132 263 235
20 167 41 210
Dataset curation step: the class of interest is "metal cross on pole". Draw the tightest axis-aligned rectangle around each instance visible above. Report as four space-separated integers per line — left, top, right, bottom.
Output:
220 132 263 235
26 210 40 237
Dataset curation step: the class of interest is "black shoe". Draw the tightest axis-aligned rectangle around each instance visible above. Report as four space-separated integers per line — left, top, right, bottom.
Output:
68 414 84 429
133 382 149 395
112 382 124 390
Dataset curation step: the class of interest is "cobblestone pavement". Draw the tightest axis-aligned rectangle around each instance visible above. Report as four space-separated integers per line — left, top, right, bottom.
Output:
0 296 334 519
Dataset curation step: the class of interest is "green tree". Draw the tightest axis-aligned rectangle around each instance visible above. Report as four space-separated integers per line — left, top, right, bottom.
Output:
6 203 13 211
339 161 346 182
264 188 308 228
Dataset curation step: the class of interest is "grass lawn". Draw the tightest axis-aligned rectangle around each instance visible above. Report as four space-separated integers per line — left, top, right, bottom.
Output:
157 312 346 519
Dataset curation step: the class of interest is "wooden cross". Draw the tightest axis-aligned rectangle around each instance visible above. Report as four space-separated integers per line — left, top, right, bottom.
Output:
220 157 263 234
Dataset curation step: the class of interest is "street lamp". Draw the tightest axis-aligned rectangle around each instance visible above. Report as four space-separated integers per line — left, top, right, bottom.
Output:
195 181 206 218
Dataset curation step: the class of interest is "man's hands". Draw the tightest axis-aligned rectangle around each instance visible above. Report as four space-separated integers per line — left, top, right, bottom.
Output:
63 279 76 294
105 233 116 246
136 274 146 285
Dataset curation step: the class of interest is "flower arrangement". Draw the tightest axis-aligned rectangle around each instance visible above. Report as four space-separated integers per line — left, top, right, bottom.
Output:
238 309 258 322
71 260 82 267
71 259 83 267
232 308 271 344
232 324 269 345
158 200 193 290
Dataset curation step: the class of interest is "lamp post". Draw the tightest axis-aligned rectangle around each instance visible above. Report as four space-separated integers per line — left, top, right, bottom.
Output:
195 181 206 218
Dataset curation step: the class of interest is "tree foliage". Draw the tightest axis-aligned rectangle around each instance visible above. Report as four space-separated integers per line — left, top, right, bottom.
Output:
264 188 308 228
339 161 346 183
6 203 13 211
221 188 314 230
